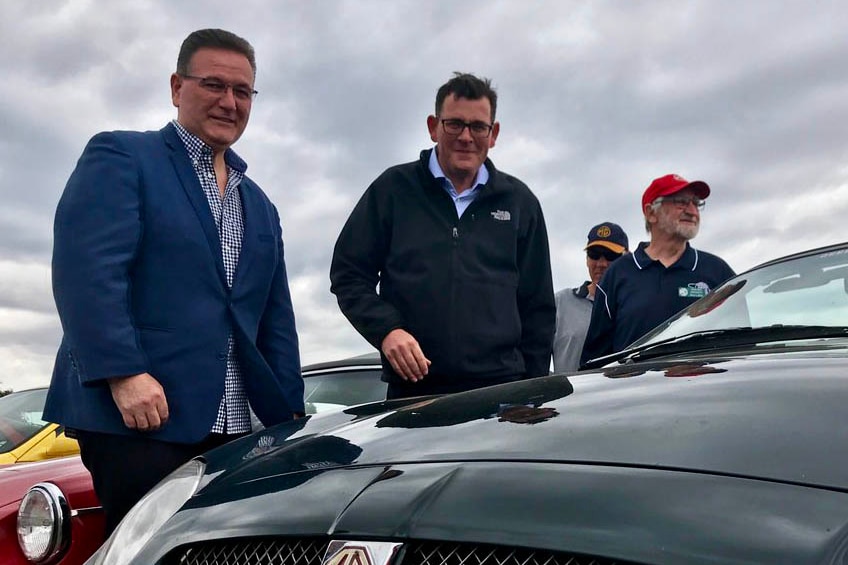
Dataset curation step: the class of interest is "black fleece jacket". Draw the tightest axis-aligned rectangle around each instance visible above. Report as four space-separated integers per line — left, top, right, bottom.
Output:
330 149 555 387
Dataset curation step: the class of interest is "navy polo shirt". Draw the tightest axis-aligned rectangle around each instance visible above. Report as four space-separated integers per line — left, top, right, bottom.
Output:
580 241 735 365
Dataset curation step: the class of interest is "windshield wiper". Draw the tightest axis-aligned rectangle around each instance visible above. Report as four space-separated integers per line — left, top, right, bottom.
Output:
628 325 848 362
583 325 848 369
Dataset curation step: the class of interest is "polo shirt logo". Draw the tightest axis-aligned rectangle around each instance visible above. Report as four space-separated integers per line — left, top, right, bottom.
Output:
679 282 710 298
491 210 511 221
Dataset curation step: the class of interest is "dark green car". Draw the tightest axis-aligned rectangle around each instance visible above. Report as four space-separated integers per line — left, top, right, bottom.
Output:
85 242 848 564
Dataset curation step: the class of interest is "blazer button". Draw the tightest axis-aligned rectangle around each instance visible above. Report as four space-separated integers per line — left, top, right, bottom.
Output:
217 351 227 360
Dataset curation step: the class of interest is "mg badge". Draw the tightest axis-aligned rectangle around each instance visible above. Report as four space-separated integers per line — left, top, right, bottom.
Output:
322 541 403 565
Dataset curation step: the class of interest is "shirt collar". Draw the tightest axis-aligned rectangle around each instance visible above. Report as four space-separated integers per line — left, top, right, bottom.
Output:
632 241 699 271
573 280 592 299
428 146 489 194
171 120 247 173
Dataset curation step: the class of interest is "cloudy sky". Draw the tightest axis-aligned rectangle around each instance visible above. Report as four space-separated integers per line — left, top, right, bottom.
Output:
2 0 847 391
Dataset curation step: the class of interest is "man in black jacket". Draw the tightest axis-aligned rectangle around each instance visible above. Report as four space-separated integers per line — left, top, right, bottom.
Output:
330 73 555 398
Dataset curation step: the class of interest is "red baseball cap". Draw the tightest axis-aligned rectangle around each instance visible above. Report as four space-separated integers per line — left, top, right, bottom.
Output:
641 174 710 210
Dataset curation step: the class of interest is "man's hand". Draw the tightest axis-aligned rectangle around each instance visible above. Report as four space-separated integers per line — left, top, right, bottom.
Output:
108 373 169 432
381 329 431 382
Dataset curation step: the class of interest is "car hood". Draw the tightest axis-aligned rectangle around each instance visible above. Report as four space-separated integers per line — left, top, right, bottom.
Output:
132 350 848 564
0 455 88 508
201 350 848 492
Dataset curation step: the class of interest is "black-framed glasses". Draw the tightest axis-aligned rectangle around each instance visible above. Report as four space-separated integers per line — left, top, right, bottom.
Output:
180 75 258 101
656 195 706 210
440 119 493 137
587 249 623 261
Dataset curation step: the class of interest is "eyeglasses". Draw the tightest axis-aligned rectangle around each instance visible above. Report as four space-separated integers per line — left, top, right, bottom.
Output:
587 249 623 261
440 119 494 137
180 75 258 101
656 195 706 210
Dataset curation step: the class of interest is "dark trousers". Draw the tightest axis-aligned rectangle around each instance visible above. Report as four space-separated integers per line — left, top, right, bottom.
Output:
76 430 246 536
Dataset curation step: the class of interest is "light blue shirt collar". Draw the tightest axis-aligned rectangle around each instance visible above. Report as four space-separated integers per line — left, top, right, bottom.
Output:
428 146 489 218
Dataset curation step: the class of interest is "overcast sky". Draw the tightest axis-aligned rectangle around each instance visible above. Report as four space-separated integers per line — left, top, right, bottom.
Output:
2 0 847 391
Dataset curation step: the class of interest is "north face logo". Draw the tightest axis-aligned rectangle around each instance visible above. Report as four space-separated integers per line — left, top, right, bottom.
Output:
491 210 511 221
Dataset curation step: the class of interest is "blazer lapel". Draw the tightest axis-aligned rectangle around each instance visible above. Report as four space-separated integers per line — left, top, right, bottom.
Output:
232 180 270 294
161 125 228 287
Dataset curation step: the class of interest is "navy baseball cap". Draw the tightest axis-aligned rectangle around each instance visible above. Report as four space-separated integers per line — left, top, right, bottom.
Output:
585 222 629 254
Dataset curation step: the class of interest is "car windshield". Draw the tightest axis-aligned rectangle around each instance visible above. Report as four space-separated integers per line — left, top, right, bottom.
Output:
0 388 49 453
632 246 848 350
303 369 385 414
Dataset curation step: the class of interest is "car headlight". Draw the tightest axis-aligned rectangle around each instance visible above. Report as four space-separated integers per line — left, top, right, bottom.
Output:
17 482 71 563
87 457 206 565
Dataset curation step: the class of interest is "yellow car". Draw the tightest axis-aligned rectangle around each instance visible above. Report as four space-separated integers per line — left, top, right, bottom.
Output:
0 387 79 465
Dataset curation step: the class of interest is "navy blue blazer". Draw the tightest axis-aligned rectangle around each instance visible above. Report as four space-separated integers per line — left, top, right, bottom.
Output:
45 123 303 443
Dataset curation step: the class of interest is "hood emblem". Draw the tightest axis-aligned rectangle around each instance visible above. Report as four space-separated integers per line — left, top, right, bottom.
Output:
242 434 277 460
323 541 403 565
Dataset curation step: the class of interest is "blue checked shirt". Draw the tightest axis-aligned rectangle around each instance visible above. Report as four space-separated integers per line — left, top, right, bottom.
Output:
173 120 251 434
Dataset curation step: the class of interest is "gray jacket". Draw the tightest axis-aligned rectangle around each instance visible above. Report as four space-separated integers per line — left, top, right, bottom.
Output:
553 281 593 373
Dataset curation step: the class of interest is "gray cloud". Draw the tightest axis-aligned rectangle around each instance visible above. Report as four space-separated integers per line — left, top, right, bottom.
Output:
2 0 847 391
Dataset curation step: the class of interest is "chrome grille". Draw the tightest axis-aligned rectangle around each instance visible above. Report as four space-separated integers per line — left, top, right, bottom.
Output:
166 537 328 565
165 538 637 565
405 542 636 565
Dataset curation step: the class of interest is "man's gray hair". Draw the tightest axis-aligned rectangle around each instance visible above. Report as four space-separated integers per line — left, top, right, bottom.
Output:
644 199 662 232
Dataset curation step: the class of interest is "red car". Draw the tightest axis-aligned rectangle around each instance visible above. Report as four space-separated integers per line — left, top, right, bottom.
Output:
0 455 103 564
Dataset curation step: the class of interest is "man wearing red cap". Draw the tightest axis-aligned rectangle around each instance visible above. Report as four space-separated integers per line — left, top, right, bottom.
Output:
553 222 629 373
580 174 734 367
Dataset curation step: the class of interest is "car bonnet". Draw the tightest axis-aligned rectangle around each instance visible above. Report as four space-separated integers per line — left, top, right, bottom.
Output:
202 352 848 493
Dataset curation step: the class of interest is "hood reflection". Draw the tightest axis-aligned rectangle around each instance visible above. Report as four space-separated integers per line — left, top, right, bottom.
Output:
375 376 572 429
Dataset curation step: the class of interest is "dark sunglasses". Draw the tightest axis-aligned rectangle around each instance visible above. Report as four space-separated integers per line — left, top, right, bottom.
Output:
587 249 623 261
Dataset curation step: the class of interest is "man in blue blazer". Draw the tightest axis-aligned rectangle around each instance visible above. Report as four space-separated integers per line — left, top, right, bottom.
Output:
44 28 303 534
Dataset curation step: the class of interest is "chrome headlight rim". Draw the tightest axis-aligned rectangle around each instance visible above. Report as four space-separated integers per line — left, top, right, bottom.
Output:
88 457 206 565
17 482 71 563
